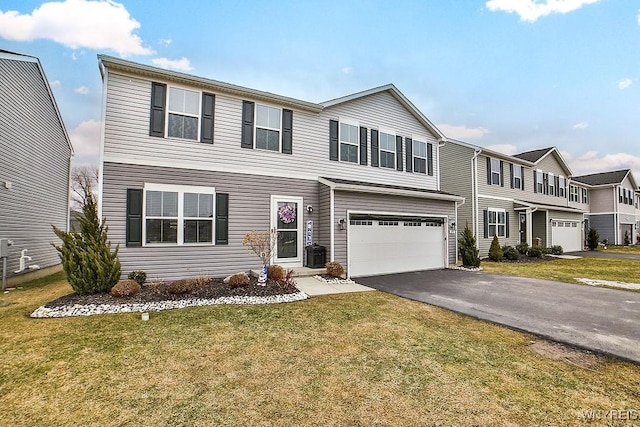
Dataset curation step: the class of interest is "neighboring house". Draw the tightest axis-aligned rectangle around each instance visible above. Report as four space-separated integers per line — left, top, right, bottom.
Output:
440 142 587 256
571 169 640 245
98 55 463 280
0 50 73 284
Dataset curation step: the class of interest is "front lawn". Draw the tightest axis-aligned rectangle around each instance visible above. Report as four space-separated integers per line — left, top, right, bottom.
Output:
601 245 640 254
482 257 640 289
1 274 639 425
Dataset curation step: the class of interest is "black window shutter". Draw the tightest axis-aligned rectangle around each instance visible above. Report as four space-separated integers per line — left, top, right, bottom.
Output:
521 168 525 191
486 157 492 184
215 193 229 245
200 92 215 144
509 163 514 188
483 209 488 239
359 127 368 165
533 170 537 193
500 161 504 187
405 138 413 172
619 188 622 203
396 136 403 171
505 212 510 238
427 143 433 176
329 120 339 161
555 176 560 197
241 101 254 149
126 189 143 247
149 82 166 137
543 173 549 195
282 109 293 154
371 129 379 167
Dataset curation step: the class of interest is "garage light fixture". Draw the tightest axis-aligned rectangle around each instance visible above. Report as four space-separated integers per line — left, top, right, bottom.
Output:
339 218 346 230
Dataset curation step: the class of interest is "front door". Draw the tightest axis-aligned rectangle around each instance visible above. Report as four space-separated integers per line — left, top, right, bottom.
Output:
271 196 303 266
519 213 527 244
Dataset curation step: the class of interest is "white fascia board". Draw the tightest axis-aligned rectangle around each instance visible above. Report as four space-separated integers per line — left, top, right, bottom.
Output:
319 178 464 203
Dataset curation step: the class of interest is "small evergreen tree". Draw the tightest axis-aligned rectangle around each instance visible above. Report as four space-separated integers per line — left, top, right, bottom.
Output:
624 230 631 246
52 193 121 295
458 223 480 267
587 227 599 251
488 235 503 261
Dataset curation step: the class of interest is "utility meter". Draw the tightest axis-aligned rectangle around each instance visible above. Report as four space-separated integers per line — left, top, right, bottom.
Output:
0 239 13 257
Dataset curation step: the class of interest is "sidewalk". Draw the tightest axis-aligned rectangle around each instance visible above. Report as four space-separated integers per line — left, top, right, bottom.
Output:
295 276 375 296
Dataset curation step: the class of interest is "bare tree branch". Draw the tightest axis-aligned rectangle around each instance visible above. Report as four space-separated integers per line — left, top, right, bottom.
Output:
70 165 99 210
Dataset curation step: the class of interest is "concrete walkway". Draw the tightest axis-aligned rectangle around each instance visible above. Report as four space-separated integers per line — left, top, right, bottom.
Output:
358 269 640 364
295 276 375 296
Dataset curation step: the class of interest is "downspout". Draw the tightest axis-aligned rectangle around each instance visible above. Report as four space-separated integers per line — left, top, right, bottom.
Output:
437 139 446 191
66 155 73 232
471 149 481 239
329 187 335 262
97 60 108 219
613 186 618 244
455 198 466 264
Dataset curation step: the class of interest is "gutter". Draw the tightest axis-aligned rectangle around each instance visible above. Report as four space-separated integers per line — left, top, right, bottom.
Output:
471 148 482 238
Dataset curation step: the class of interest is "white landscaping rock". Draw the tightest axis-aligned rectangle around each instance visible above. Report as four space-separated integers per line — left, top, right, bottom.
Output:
575 278 640 291
313 275 356 285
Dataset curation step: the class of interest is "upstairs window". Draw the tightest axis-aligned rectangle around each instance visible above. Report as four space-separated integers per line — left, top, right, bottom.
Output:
413 140 427 174
536 170 544 193
379 132 395 169
513 165 522 189
490 158 501 185
167 87 200 140
548 172 555 196
255 105 281 151
339 122 358 163
581 188 589 204
569 185 578 202
558 176 566 198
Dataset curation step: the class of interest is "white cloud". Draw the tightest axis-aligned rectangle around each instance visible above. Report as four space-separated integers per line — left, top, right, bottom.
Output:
568 150 640 179
151 57 193 72
485 0 600 22
49 79 61 87
572 121 588 130
437 123 489 140
74 86 89 95
0 0 153 57
637 9 640 25
69 119 101 166
159 38 172 46
618 78 632 89
341 67 352 75
485 144 518 155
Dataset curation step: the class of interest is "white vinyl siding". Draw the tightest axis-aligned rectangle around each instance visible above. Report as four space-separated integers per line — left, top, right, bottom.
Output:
167 86 200 140
255 104 281 151
339 121 358 163
379 131 395 169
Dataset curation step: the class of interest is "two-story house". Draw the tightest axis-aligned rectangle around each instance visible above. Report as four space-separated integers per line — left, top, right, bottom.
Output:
571 169 639 245
0 50 73 285
98 56 463 280
440 142 587 256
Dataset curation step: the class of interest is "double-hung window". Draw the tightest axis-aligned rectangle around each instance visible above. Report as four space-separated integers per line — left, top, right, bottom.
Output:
569 185 578 202
488 208 506 238
513 165 522 189
255 104 281 151
490 159 501 185
581 188 589 204
548 172 555 196
536 170 544 193
413 140 427 174
144 184 215 245
339 122 358 163
379 131 395 169
167 87 200 140
558 176 566 198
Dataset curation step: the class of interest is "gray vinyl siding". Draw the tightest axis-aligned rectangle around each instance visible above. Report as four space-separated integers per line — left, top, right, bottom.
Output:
104 71 440 191
333 191 456 269
439 142 474 245
0 57 71 278
317 183 331 254
588 188 614 213
477 199 518 256
103 162 319 280
588 214 614 244
531 211 548 247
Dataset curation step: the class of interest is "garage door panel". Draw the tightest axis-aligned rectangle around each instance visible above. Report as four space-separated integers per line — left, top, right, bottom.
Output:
349 217 444 277
551 221 582 252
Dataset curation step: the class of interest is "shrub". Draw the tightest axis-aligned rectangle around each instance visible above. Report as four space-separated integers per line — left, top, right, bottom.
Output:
458 223 480 267
52 192 121 295
226 272 250 288
194 274 211 287
242 230 278 265
527 246 544 258
515 242 529 255
111 279 141 297
166 279 196 295
502 245 520 261
127 270 147 286
488 235 503 261
277 269 297 292
549 245 564 255
587 228 599 251
267 265 285 282
325 261 345 278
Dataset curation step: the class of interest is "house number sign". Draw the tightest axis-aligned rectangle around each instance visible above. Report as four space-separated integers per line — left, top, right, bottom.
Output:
305 220 313 247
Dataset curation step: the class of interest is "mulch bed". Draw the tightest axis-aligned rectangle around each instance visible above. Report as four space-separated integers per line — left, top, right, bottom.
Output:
493 255 557 264
44 276 297 308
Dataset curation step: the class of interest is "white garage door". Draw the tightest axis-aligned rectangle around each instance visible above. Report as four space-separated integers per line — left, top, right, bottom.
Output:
551 220 582 252
348 215 445 278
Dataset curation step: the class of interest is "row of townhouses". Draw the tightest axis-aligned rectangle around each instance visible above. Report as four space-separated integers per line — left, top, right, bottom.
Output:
1 51 638 282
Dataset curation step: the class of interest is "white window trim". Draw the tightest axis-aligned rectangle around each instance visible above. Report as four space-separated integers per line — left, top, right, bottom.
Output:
488 207 506 238
513 164 522 189
412 139 427 174
165 85 202 142
569 185 579 202
143 183 216 247
379 127 396 169
338 117 359 163
548 172 555 196
558 175 566 197
581 188 589 204
536 169 544 193
490 158 501 185
254 103 282 152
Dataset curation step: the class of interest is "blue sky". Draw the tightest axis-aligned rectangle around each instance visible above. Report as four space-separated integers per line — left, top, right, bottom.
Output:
1 0 639 178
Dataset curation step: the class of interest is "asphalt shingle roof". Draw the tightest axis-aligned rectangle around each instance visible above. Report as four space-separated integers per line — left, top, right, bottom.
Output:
513 147 554 163
571 169 630 186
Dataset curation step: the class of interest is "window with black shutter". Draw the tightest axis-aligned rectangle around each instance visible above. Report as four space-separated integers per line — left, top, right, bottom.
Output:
126 189 143 247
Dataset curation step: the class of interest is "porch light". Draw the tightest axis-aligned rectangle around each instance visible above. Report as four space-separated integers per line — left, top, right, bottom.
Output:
339 218 346 230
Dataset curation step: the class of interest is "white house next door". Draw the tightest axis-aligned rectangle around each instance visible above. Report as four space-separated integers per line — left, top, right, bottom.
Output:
271 196 303 267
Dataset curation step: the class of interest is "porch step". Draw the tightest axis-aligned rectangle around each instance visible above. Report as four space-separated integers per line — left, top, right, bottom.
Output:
250 266 326 278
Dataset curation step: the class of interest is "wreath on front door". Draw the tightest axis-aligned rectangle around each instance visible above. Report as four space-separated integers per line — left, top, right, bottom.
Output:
278 205 296 224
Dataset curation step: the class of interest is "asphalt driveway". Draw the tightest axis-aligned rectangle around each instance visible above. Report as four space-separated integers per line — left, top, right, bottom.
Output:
565 250 640 260
357 269 640 364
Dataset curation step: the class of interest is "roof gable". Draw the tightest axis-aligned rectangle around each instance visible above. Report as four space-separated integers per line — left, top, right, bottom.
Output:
513 147 554 163
572 169 634 187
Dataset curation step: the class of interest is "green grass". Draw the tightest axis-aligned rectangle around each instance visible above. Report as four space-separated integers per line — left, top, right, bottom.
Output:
0 274 639 426
482 257 640 289
601 245 640 254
